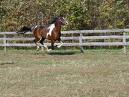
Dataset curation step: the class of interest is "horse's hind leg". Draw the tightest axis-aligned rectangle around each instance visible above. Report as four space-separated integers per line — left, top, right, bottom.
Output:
34 38 42 51
40 38 46 51
36 43 40 51
40 38 51 51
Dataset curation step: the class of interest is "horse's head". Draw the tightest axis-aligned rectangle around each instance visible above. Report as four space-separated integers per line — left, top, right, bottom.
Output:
55 16 68 25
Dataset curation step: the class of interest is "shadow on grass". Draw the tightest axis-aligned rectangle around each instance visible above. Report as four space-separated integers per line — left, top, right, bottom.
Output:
47 50 81 55
0 61 15 65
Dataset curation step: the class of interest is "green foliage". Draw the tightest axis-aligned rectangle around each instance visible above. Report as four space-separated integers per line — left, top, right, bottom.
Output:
0 0 129 31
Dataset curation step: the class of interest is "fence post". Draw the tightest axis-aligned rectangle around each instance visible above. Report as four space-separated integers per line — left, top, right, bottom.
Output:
79 33 84 53
3 33 7 53
123 31 127 54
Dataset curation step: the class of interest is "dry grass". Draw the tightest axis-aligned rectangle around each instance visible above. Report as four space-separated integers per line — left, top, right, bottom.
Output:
0 49 129 97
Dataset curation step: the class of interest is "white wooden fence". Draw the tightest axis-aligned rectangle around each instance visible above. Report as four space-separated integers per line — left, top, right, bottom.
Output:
0 29 129 53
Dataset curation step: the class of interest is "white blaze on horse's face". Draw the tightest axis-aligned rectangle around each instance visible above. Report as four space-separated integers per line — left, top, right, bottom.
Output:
47 23 55 37
59 17 68 25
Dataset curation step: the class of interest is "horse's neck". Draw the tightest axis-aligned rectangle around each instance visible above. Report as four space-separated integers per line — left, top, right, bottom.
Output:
55 23 62 33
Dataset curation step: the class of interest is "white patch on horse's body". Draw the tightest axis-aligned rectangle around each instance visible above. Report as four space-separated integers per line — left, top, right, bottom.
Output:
47 24 55 37
33 25 38 30
31 25 38 32
34 25 38 29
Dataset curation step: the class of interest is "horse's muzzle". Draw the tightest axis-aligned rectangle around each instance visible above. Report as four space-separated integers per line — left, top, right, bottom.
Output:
65 21 68 25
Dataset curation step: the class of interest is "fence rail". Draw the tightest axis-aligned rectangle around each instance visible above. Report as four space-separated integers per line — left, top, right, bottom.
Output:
0 29 129 53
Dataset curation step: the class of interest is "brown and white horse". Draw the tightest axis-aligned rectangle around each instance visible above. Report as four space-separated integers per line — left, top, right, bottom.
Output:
17 16 68 51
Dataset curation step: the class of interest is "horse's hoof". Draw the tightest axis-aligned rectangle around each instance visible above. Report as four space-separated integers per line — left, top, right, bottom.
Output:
57 45 61 48
47 49 52 52
41 48 45 51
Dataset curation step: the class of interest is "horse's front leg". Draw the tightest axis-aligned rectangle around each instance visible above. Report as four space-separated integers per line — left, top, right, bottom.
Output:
51 42 54 50
57 40 63 48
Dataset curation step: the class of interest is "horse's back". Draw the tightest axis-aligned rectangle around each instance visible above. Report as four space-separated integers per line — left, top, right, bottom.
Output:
33 25 48 39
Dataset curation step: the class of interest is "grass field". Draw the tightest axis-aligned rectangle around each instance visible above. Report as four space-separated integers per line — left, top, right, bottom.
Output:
0 49 129 97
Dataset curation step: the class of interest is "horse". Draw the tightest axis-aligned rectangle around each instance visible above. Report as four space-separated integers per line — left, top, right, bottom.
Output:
17 16 68 51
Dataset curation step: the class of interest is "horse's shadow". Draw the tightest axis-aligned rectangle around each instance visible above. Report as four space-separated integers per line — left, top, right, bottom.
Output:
47 50 79 55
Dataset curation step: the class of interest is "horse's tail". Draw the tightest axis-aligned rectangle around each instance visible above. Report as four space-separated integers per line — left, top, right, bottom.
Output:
16 26 32 34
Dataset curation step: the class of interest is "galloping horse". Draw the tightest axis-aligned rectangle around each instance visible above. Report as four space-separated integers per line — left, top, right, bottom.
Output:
17 16 68 51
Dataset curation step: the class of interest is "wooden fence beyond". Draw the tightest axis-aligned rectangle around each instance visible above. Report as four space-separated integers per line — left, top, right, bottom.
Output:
0 29 129 53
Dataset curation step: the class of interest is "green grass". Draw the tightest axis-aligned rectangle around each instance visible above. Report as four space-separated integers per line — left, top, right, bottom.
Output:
0 49 129 97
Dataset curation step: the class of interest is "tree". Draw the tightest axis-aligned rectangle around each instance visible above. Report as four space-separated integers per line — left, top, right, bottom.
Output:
0 0 129 31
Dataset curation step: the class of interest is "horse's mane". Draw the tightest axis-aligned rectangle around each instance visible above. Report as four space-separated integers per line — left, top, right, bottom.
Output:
49 16 64 24
49 17 58 24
